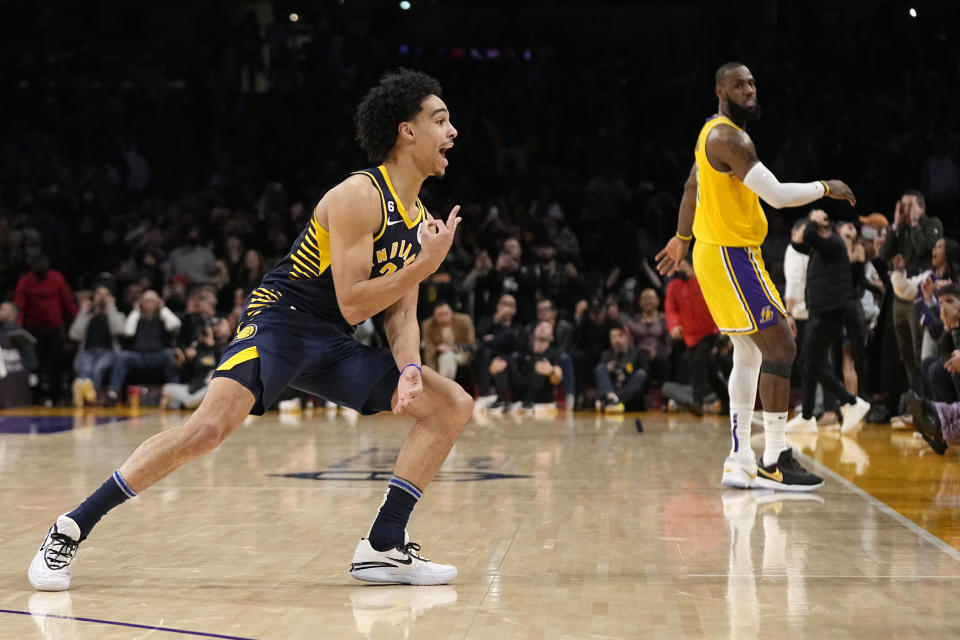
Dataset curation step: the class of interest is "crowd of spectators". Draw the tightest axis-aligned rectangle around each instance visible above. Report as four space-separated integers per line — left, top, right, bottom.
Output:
0 2 958 417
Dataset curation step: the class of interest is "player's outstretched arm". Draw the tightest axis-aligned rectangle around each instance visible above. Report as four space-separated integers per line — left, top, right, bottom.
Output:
327 178 460 325
708 126 856 208
656 162 698 276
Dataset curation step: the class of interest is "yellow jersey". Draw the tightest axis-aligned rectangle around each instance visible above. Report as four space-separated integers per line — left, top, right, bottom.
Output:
691 116 767 247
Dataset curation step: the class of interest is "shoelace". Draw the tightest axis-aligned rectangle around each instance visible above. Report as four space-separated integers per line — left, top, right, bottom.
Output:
779 452 807 473
396 542 429 562
44 531 79 570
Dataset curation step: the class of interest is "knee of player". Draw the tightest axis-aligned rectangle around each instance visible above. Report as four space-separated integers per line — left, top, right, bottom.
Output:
782 338 798 364
183 416 229 454
764 335 796 365
760 358 793 379
450 387 474 425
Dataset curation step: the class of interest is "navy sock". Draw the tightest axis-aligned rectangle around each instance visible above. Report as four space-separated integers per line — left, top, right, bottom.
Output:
368 476 421 552
67 470 136 542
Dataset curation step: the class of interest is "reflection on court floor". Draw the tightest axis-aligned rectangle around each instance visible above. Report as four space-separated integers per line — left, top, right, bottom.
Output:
1 407 960 639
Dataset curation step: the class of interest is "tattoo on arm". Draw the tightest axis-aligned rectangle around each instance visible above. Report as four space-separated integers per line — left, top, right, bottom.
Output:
713 128 759 179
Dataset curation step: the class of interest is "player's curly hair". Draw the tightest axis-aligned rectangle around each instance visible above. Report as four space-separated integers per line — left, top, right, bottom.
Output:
355 68 443 164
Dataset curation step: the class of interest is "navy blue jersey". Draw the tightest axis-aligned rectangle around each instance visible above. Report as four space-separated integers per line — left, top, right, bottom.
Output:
249 165 426 328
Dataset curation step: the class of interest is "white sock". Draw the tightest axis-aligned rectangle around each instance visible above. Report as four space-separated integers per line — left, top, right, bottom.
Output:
728 405 754 459
762 411 788 466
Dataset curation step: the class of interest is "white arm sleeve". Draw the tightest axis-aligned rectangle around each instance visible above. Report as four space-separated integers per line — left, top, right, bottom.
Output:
782 247 807 302
742 161 826 209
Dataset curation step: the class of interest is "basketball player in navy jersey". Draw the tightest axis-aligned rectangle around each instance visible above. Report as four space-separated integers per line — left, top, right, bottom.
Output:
29 69 472 589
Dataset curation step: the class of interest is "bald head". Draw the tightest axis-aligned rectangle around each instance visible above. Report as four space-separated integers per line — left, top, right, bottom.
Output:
715 61 747 85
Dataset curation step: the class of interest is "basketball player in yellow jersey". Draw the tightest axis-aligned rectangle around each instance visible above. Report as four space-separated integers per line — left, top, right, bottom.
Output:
656 62 859 492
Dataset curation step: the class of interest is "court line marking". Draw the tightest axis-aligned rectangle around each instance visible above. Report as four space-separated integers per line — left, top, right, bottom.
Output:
795 450 960 564
687 574 960 579
0 608 256 640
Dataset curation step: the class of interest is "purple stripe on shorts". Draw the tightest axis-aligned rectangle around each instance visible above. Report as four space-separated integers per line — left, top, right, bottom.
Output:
724 247 781 331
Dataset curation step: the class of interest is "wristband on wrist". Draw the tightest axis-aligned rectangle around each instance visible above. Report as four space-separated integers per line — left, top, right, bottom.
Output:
400 363 422 377
819 180 830 196
676 231 693 242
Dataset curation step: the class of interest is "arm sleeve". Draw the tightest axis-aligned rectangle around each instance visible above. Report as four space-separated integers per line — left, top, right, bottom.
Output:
890 270 927 300
123 310 140 337
742 162 827 209
160 307 182 333
108 306 127 335
782 250 805 302
68 312 90 342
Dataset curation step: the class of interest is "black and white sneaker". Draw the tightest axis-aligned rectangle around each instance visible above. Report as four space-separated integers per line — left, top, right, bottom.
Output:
350 538 457 585
28 515 81 591
908 391 948 455
755 449 824 492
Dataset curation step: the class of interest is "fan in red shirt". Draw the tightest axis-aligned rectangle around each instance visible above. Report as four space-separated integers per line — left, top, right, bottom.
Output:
13 254 77 404
664 257 730 415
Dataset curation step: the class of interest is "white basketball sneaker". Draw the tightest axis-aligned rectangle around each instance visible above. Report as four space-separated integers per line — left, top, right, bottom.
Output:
350 538 457 585
28 515 81 591
721 454 757 489
840 397 871 433
785 413 818 433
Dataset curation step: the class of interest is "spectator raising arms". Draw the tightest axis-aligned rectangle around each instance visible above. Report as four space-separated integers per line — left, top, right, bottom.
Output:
69 286 126 406
105 290 182 406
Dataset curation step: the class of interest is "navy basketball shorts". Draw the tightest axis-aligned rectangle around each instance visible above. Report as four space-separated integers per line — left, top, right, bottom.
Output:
212 305 398 415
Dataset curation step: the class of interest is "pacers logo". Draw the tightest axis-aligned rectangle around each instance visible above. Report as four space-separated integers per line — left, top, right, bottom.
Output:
235 323 258 341
760 305 773 322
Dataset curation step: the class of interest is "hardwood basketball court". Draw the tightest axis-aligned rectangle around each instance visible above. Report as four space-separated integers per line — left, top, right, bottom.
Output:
2 406 959 639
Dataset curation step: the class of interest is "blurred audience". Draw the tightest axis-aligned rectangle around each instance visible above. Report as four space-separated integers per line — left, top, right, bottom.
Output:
13 254 77 405
105 290 181 405
422 301 475 384
68 286 125 406
489 321 563 412
594 324 648 413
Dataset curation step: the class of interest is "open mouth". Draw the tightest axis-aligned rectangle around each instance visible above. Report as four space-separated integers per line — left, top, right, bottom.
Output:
439 144 453 166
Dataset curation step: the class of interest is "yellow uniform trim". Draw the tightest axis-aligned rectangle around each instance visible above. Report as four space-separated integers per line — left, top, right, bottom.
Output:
311 214 332 274
216 346 259 372
378 165 423 229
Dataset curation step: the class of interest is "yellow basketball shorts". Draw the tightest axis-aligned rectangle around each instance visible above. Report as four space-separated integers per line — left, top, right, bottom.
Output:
691 241 786 335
